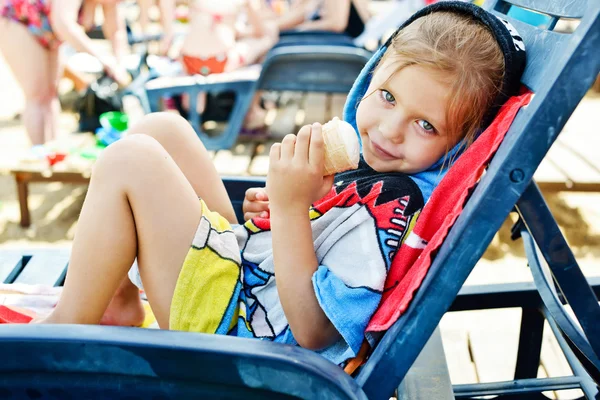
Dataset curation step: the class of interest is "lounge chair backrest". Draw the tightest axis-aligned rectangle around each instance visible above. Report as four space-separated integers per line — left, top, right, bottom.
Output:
355 1 600 398
257 45 372 93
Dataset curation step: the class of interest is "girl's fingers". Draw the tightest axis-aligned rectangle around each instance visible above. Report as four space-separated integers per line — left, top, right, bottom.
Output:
270 143 281 162
245 187 268 202
243 210 270 222
280 134 296 160
308 123 325 167
245 199 270 213
257 191 268 201
294 125 311 161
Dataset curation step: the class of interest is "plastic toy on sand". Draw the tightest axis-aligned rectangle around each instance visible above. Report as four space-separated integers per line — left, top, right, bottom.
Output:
96 112 129 147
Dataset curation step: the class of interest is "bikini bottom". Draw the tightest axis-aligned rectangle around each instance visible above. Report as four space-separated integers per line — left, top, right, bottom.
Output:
1 0 61 50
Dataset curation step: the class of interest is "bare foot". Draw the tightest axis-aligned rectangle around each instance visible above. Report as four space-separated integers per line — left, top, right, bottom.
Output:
100 279 146 327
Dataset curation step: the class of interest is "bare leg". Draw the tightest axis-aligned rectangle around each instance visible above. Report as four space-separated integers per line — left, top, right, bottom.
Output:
102 113 237 327
228 22 279 130
0 19 58 145
138 0 152 37
45 47 63 143
43 134 207 328
127 112 237 223
226 21 279 70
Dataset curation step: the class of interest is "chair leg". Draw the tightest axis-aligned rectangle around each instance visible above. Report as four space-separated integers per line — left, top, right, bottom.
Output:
514 307 544 380
15 173 31 228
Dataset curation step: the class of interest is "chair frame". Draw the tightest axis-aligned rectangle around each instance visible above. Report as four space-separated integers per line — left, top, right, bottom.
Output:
1 0 599 398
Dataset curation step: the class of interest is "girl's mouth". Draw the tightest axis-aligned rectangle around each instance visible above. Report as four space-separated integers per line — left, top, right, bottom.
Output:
370 140 397 160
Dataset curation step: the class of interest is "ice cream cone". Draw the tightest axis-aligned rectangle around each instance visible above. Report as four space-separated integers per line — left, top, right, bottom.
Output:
322 117 360 175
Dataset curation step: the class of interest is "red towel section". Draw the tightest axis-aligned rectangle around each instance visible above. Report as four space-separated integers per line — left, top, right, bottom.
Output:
367 92 532 332
0 305 34 324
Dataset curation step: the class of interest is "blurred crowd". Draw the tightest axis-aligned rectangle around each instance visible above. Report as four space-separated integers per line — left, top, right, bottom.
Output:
0 0 376 146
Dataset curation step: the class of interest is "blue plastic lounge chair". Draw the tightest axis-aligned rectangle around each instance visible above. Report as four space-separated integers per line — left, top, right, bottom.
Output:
141 43 372 150
140 2 420 150
1 0 599 399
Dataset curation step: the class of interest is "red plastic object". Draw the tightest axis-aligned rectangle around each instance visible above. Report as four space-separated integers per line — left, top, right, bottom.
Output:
46 152 67 166
0 305 33 323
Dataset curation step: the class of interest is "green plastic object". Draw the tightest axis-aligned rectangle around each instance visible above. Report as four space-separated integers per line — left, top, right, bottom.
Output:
99 112 129 132
78 144 105 160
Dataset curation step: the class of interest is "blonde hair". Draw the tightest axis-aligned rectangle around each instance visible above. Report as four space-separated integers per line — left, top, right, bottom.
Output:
376 11 505 152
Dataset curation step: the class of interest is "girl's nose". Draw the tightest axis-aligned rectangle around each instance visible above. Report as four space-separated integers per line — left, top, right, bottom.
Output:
379 122 404 144
379 111 407 144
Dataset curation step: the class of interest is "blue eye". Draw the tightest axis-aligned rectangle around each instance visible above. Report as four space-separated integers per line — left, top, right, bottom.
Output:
381 90 395 103
417 120 435 133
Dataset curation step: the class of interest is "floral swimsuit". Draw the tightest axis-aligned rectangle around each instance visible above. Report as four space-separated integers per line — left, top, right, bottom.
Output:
1 0 61 50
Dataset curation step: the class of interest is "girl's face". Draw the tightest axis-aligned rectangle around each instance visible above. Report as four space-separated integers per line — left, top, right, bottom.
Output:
356 57 457 174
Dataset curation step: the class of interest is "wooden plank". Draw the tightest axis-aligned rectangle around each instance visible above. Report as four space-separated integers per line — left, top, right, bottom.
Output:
248 140 276 176
0 253 25 283
534 158 569 188
14 250 69 287
540 322 584 400
302 92 328 125
440 318 478 385
545 141 600 185
397 328 454 400
329 94 347 121
467 309 522 383
268 92 303 138
213 141 256 176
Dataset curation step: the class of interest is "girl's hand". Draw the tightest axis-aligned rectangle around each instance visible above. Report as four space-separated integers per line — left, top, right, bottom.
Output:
243 187 270 221
267 123 334 214
104 60 131 88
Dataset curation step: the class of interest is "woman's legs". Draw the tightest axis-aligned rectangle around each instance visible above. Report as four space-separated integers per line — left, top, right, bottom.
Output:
0 19 59 145
46 47 63 143
43 134 204 328
228 21 279 130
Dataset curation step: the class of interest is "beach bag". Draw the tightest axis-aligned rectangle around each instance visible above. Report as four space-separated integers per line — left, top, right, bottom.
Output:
76 74 124 133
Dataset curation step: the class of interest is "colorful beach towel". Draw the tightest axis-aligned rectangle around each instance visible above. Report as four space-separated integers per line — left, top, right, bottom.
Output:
0 283 157 327
367 91 532 333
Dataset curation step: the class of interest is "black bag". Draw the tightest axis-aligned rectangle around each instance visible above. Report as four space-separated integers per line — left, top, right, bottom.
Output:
76 74 124 133
172 90 236 122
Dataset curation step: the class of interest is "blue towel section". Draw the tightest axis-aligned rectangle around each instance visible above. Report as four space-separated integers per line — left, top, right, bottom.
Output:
312 265 382 365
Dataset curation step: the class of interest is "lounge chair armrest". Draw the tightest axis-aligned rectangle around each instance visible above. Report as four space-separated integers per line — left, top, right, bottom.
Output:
0 324 367 399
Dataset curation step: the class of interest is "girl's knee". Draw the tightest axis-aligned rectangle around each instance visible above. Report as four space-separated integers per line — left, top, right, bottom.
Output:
127 112 201 148
27 85 57 104
94 135 166 178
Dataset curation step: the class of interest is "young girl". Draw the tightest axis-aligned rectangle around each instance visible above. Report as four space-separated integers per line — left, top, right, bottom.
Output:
38 2 525 366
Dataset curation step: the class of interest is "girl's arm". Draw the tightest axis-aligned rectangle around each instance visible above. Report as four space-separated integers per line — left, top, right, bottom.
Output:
157 0 175 56
296 0 350 32
101 2 128 62
245 0 268 38
275 0 309 31
267 124 338 350
270 206 340 349
50 0 130 85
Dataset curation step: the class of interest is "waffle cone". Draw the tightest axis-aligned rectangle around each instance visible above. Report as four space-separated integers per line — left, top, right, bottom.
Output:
322 117 360 175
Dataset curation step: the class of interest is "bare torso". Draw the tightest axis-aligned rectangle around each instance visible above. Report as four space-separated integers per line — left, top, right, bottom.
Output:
181 0 242 58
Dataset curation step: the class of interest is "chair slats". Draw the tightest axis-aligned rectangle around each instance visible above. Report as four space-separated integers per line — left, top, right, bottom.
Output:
498 19 571 92
13 250 69 287
495 0 585 19
0 253 25 283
